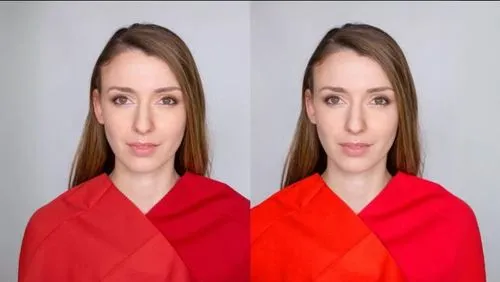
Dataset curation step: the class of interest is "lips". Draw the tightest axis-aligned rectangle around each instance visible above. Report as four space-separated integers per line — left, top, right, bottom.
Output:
339 142 371 157
128 142 158 149
340 142 371 149
127 142 159 157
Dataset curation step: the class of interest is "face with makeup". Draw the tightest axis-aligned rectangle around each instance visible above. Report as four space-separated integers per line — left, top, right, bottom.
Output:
93 49 186 175
305 49 399 175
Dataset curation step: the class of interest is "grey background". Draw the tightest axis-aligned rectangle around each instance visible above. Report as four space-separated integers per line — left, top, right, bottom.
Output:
0 2 250 281
251 1 499 281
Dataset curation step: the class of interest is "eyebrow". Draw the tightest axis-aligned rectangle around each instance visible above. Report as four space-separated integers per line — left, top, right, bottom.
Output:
106 86 182 94
318 86 393 93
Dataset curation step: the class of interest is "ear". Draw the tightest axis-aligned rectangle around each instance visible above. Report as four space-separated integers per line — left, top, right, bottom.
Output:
304 89 317 124
92 89 104 124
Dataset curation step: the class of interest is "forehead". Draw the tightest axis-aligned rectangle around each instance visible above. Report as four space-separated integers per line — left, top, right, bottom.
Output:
100 49 180 89
313 49 392 91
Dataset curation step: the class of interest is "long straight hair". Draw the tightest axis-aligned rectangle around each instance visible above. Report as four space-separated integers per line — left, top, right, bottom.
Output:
68 23 210 189
281 23 422 188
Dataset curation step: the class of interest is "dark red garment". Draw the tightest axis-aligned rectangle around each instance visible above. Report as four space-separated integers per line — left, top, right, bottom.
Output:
146 172 250 282
18 172 250 282
359 172 486 282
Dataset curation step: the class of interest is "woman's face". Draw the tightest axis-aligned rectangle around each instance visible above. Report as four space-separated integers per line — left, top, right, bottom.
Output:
305 49 398 175
93 49 186 175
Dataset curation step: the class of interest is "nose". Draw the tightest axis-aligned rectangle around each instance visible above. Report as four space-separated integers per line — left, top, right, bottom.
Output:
344 103 367 135
133 103 155 134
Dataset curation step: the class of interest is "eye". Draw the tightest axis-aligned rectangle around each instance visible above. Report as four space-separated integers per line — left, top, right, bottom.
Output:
372 96 390 106
159 97 177 105
111 95 130 105
324 95 343 105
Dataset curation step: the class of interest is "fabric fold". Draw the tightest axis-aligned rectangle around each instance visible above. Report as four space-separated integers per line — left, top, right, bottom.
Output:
251 173 405 282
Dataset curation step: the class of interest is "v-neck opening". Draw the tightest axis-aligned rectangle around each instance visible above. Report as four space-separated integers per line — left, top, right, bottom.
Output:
145 171 193 217
312 171 402 216
100 171 192 216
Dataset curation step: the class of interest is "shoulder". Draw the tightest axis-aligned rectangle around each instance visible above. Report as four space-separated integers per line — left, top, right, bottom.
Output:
397 172 480 231
20 174 110 262
186 172 249 205
401 173 485 270
183 172 250 225
251 173 323 242
24 174 110 233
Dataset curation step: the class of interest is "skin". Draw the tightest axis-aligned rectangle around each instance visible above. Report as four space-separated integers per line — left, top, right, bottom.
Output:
305 49 399 213
93 49 186 213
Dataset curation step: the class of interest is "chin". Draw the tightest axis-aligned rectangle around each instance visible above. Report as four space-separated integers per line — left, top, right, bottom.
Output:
117 156 171 175
330 155 382 174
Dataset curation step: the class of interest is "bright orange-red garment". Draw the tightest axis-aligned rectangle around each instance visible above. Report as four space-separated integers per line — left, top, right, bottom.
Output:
251 174 405 282
18 174 192 282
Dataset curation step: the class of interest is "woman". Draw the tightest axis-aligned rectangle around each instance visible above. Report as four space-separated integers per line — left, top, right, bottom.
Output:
19 23 249 282
251 23 486 282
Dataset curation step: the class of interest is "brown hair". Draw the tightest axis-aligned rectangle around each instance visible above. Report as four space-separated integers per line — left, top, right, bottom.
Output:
281 23 422 188
68 23 209 189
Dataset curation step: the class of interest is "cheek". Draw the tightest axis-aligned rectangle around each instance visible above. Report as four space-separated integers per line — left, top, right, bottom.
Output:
313 108 345 154
100 106 129 143
157 108 187 138
314 106 344 138
370 110 398 143
104 124 128 153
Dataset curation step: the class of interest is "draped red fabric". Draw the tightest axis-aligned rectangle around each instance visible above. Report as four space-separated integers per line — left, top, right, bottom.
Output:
251 173 405 282
359 172 486 282
19 172 250 282
146 172 250 282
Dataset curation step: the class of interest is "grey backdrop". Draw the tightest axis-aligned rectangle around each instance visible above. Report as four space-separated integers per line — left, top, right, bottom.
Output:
1 1 499 282
251 2 499 281
0 2 250 281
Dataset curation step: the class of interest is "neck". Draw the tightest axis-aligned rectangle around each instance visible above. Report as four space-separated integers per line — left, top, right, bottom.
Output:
109 161 180 213
322 160 392 214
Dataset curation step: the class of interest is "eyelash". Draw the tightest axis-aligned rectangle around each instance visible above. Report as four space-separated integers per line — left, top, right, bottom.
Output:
324 95 391 106
110 95 178 106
